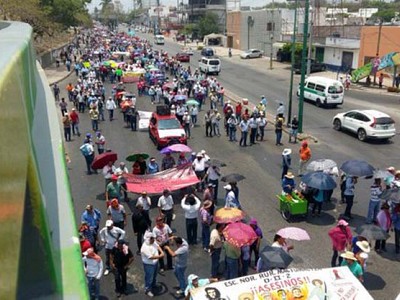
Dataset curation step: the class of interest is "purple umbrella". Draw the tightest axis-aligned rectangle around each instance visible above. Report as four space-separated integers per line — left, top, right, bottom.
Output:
160 144 192 154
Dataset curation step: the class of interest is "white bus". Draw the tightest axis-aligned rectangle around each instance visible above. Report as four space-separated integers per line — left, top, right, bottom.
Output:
297 76 344 108
154 35 165 45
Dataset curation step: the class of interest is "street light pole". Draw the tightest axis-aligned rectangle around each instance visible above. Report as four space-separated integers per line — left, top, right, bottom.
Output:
298 0 310 133
287 0 298 126
373 19 383 85
306 7 313 77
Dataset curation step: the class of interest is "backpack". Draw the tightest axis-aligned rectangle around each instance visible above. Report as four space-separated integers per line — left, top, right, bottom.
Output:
80 143 91 156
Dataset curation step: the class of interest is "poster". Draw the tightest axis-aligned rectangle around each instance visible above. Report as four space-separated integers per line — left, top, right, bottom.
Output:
351 63 372 82
192 267 373 300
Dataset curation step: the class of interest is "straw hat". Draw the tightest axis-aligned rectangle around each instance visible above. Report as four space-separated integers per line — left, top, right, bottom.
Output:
282 148 292 156
356 240 371 253
203 200 213 209
340 251 357 261
285 172 294 179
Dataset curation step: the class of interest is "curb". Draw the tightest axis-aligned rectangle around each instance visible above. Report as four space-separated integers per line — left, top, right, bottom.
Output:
48 69 75 86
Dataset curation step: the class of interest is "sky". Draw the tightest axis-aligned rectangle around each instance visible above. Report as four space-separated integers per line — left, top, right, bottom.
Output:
87 0 270 13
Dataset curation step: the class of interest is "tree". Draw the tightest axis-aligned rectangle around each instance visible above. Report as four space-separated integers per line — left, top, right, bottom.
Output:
371 9 398 22
198 12 219 37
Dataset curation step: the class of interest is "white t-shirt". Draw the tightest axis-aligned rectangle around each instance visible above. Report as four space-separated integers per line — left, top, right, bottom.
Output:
158 195 174 210
137 196 151 211
192 158 205 172
141 242 159 265
153 225 172 245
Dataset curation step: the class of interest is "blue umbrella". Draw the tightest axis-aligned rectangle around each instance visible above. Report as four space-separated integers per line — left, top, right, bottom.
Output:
340 160 375 177
175 94 187 101
301 171 337 190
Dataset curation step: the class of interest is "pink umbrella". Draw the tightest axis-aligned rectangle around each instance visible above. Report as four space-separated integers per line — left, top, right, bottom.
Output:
223 222 258 247
276 227 310 241
160 144 192 154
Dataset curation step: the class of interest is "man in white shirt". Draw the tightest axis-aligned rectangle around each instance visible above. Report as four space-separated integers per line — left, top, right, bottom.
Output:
137 191 152 218
153 217 173 272
157 189 174 226
192 153 206 192
95 131 106 154
181 194 201 245
115 162 129 201
99 220 126 275
206 165 221 202
106 97 117 121
239 116 249 147
102 161 116 191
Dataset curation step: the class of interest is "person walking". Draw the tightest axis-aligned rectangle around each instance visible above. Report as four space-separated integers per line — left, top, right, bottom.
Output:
136 191 152 219
281 148 292 179
89 106 99 131
328 219 352 267
224 184 241 209
99 220 126 276
204 110 213 137
141 231 164 298
60 97 68 116
110 240 136 297
206 164 221 203
182 112 192 138
95 132 106 155
275 117 283 146
227 113 238 142
164 236 189 295
106 199 127 229
62 112 72 142
106 97 117 121
181 194 201 245
153 216 173 272
81 204 102 237
239 116 249 147
289 116 299 143
344 176 358 219
157 189 174 227
115 162 129 201
132 204 151 255
248 114 258 145
80 137 96 175
312 189 325 217
53 83 60 101
82 248 103 300
192 153 206 192
200 201 213 251
375 203 391 253
366 178 384 224
69 108 81 137
256 112 267 141
298 141 311 176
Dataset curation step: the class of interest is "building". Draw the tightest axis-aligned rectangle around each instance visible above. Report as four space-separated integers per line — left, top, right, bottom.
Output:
142 0 159 10
186 0 227 34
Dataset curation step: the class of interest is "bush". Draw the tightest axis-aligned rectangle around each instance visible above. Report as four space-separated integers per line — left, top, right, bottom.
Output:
387 87 400 93
197 46 204 50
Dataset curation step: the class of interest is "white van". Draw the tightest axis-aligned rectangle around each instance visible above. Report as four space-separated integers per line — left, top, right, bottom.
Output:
297 76 344 107
154 35 165 45
199 57 221 75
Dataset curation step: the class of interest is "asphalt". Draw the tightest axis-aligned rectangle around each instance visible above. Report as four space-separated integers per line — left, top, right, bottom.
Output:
44 32 400 300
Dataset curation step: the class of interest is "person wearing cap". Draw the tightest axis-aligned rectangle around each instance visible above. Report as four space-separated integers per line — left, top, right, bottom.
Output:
239 115 249 147
375 203 392 253
69 108 81 137
298 141 311 176
106 176 121 203
82 248 103 299
141 231 165 297
248 113 258 145
99 220 126 275
282 172 295 195
164 236 189 295
153 216 173 272
199 200 213 251
211 109 222 137
182 111 192 138
79 231 92 254
81 204 102 236
274 116 284 146
340 251 363 282
281 148 292 179
107 198 127 229
89 105 99 131
224 184 241 209
343 175 358 219
289 116 299 143
328 219 352 267
110 239 135 296
184 274 218 300
162 152 176 171
192 153 207 192
181 194 201 245
95 131 106 155
366 178 384 224
157 189 175 227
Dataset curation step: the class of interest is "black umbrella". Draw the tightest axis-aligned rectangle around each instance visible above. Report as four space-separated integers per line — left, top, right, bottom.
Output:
379 188 400 204
301 171 337 190
209 159 227 168
221 173 246 182
340 160 375 177
355 224 389 240
260 246 293 269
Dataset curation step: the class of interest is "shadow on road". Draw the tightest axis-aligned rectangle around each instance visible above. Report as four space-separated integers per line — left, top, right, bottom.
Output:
364 272 386 290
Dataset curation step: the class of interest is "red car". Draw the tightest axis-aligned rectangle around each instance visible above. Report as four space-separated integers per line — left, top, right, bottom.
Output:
175 53 190 63
149 107 187 149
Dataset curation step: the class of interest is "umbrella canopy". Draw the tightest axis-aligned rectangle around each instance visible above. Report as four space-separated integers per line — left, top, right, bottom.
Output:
355 224 389 240
379 188 400 203
91 152 118 170
214 207 245 224
175 94 187 102
260 246 293 269
340 160 375 177
276 227 310 241
162 82 174 90
221 173 246 182
160 144 192 154
301 171 337 190
373 169 392 179
222 222 258 247
185 99 200 106
209 159 227 167
126 153 149 162
306 159 337 172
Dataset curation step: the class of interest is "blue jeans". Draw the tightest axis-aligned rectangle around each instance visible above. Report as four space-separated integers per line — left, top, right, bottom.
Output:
225 257 239 280
276 130 282 145
191 115 197 125
202 223 211 248
240 131 248 146
366 200 380 224
174 266 187 291
91 119 98 131
211 248 221 277
87 276 100 299
212 123 220 136
143 263 158 292
344 195 354 217
229 126 236 141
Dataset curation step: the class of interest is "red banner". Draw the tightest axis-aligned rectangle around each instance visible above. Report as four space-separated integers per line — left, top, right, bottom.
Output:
124 164 199 194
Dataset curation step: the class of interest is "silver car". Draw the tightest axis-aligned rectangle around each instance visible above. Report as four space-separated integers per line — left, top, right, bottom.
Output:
240 49 264 59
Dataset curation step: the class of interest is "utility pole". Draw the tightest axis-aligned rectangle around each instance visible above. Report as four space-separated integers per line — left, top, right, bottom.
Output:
270 0 275 70
373 19 383 85
298 0 310 133
287 0 298 126
306 7 313 76
157 0 161 34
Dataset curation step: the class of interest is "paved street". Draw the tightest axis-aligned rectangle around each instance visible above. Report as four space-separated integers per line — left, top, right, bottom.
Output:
51 32 400 299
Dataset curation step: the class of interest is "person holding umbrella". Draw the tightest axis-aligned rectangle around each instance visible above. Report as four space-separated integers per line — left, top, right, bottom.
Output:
311 189 326 217
375 203 392 253
132 155 147 175
344 176 358 219
272 234 294 253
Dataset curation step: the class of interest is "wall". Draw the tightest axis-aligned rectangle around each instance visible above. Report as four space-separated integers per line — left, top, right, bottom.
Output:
227 11 242 49
323 47 359 70
359 26 400 67
313 25 362 39
0 21 87 299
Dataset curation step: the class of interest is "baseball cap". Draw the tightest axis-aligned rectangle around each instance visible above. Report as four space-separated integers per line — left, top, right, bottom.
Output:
106 220 113 227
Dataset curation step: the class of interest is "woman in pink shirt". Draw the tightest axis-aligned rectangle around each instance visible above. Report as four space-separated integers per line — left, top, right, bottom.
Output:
328 219 352 267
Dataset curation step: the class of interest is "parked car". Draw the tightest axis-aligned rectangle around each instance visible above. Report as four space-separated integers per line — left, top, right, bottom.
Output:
149 106 187 149
240 49 264 59
175 52 190 63
332 109 396 142
201 47 215 57
294 60 326 74
181 46 194 55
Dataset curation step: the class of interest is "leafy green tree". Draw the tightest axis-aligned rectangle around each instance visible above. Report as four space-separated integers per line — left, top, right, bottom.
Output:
182 23 196 35
371 9 397 22
198 12 219 37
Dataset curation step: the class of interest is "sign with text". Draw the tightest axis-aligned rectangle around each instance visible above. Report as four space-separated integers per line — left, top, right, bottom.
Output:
192 267 373 300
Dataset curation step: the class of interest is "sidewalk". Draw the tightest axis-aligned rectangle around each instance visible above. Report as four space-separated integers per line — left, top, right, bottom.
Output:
43 63 73 86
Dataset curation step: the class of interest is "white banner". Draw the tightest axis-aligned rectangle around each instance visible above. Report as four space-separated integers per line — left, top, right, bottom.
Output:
192 267 373 300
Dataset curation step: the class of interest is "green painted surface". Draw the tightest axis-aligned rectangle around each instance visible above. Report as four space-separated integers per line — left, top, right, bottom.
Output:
304 87 326 97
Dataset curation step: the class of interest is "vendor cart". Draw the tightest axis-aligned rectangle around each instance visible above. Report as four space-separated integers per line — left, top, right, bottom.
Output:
277 192 308 221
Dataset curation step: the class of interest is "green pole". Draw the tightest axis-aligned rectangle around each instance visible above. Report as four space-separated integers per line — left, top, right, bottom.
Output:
287 0 298 126
298 0 310 133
